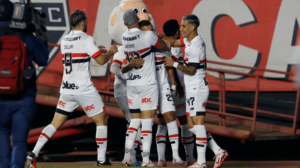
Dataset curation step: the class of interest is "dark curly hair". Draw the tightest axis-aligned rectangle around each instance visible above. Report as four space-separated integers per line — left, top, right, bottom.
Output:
163 19 180 37
69 9 87 27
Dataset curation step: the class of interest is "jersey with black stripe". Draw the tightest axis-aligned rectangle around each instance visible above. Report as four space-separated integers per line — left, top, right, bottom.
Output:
155 51 170 91
180 35 207 88
122 28 160 86
112 46 127 97
171 47 184 87
60 30 101 95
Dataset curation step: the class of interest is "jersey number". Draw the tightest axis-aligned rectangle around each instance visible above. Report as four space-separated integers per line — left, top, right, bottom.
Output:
64 53 72 74
166 94 173 101
187 97 195 106
125 51 143 70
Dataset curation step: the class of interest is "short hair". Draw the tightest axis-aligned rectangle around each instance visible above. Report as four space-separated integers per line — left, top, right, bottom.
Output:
182 14 200 28
163 19 180 37
123 9 137 26
69 9 87 27
139 20 152 28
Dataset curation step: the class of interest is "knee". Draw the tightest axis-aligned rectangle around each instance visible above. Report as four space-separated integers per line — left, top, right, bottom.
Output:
163 113 175 124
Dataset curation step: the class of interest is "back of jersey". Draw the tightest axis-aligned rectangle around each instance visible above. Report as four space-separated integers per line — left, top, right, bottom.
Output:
122 28 160 86
60 30 101 95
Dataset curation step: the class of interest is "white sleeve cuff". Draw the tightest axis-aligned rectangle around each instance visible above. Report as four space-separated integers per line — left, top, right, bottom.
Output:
173 62 179 68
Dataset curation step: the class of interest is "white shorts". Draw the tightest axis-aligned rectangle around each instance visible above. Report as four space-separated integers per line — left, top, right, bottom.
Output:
157 91 176 118
127 84 158 112
115 95 131 122
185 84 209 117
56 91 105 118
173 90 187 117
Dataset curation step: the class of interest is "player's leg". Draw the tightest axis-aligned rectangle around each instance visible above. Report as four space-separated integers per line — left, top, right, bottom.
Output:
186 88 208 168
174 92 195 165
155 113 168 167
0 102 12 168
75 92 112 166
160 92 183 165
123 87 141 166
140 84 158 167
177 115 195 165
27 94 77 168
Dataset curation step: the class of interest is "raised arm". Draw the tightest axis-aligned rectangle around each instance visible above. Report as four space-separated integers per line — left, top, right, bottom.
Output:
158 33 184 47
94 45 118 65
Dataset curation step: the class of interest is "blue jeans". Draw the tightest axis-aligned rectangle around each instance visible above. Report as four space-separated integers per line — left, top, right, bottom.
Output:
0 98 37 168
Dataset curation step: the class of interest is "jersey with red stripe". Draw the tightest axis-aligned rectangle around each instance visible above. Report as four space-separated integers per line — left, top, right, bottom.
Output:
155 51 170 91
60 30 101 95
180 35 207 88
171 47 184 87
122 28 160 86
112 46 127 97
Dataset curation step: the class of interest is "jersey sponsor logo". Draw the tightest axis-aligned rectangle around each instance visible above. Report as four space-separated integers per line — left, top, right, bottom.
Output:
62 81 79 90
128 99 133 105
84 104 95 112
202 102 206 107
58 100 66 108
123 35 140 41
64 45 73 49
125 44 135 48
176 103 186 109
142 134 148 136
128 73 142 80
141 98 152 104
63 36 81 41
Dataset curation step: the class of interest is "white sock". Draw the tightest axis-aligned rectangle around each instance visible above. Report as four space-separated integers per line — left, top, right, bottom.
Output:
194 125 207 165
181 124 194 163
32 124 56 157
207 132 222 155
124 118 140 161
131 127 141 162
167 121 180 159
96 126 107 163
156 125 167 162
189 127 196 135
141 118 153 164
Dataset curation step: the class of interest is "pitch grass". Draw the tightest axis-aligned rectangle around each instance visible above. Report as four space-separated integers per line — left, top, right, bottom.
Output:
25 166 300 168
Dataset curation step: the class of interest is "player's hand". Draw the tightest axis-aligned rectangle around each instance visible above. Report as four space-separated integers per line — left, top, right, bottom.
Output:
157 33 164 39
176 84 184 99
164 57 175 67
108 45 118 55
130 54 144 67
98 45 105 49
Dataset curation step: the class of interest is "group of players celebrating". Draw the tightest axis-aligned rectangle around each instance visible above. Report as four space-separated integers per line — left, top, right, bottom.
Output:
26 8 228 168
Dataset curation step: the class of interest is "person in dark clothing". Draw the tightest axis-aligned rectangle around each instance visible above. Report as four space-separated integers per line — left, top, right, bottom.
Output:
0 0 49 168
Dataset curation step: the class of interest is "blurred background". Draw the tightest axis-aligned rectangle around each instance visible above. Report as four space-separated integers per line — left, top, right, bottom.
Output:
6 0 300 162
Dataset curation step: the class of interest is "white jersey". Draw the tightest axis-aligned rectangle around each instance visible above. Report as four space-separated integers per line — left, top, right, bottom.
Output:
122 28 160 86
171 47 184 87
155 51 170 92
112 46 127 97
60 30 101 95
180 35 207 89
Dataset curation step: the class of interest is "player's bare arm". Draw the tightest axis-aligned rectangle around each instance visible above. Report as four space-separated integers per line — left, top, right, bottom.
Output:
164 57 197 75
173 68 184 98
154 37 170 52
158 33 183 47
121 54 144 73
94 45 118 65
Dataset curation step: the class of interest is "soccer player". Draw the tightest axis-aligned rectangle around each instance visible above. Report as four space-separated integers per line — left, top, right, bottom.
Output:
121 9 169 167
26 9 118 168
161 15 228 168
110 46 142 167
139 20 184 166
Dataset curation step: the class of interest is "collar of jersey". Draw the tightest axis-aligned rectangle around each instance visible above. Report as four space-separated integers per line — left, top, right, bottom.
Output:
69 30 85 35
188 35 200 45
127 28 140 32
